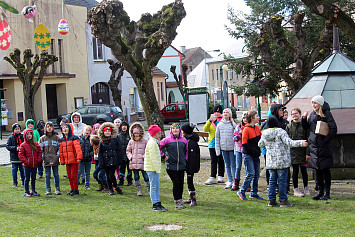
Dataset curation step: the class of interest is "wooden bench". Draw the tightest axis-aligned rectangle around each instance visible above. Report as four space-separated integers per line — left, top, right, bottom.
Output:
196 131 209 147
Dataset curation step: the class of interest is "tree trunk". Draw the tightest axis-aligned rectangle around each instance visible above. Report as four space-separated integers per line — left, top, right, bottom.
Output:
24 89 36 121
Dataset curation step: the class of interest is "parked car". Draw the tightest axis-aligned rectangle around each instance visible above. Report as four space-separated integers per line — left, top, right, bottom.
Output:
160 102 188 123
57 104 123 126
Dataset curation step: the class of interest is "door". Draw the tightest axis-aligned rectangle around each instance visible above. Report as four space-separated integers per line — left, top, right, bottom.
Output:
91 82 110 104
46 84 58 119
161 104 176 122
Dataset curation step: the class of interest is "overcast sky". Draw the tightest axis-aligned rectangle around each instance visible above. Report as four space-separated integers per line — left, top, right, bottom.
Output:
97 0 250 52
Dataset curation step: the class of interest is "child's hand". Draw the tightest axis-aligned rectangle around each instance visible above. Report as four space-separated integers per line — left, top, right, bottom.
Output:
77 159 81 162
306 155 310 161
302 140 308 147
303 110 309 118
164 156 169 161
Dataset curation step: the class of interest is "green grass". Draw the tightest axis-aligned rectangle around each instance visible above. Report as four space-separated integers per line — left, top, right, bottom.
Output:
0 165 354 236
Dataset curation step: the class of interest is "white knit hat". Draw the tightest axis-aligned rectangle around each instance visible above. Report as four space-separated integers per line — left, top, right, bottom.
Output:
223 108 232 117
311 95 324 106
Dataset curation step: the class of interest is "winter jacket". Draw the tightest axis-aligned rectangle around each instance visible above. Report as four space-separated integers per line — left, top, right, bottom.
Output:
25 119 41 142
127 122 148 170
286 120 310 165
79 135 94 162
18 129 42 168
258 128 304 170
203 117 222 148
38 124 61 166
98 122 123 168
233 123 244 154
302 102 337 169
118 131 130 161
215 119 236 156
160 125 188 171
144 137 162 173
6 133 24 163
242 123 262 157
71 112 86 137
263 104 288 130
59 122 83 165
185 132 200 174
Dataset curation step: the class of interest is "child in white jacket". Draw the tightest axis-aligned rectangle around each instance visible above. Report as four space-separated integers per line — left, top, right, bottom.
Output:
258 115 307 207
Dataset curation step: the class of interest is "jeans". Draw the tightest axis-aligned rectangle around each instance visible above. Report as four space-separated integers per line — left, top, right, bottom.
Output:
166 170 185 200
221 150 236 183
12 163 24 185
146 171 160 205
187 173 195 192
268 168 288 201
37 161 43 176
235 152 243 180
78 161 92 187
133 169 149 182
45 166 60 189
209 148 224 178
24 166 37 194
66 163 79 190
93 160 107 186
240 154 260 196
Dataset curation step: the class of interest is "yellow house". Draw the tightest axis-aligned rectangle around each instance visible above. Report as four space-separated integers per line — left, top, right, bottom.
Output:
0 0 90 129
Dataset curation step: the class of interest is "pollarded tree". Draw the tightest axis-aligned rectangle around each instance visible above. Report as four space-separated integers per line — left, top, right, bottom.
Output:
107 59 124 110
4 48 58 120
88 0 186 129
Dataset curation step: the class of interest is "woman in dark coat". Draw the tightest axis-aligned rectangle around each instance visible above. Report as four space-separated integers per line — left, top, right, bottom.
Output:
302 95 337 200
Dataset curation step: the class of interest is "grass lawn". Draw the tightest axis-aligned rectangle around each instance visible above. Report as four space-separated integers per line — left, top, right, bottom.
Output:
0 165 354 236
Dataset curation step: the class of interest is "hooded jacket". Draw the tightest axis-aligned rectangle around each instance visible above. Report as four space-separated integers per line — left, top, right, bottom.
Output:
117 121 130 161
71 112 86 137
126 122 148 170
160 125 188 171
18 129 42 167
98 122 123 168
215 119 236 156
7 132 24 163
242 123 262 157
233 122 244 154
79 134 93 162
301 102 337 169
25 119 41 142
185 132 200 174
286 120 310 165
258 128 304 169
38 122 61 166
266 104 288 130
144 137 162 173
59 122 83 165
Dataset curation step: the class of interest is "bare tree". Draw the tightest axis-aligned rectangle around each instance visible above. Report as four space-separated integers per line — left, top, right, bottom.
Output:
170 64 188 98
88 0 186 130
107 59 124 110
4 48 57 120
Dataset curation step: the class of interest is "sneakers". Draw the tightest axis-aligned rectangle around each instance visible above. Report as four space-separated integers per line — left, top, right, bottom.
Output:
152 202 168 212
217 176 224 183
109 189 115 195
38 175 43 179
280 200 293 207
268 200 278 207
70 189 79 196
54 188 62 195
304 186 310 196
24 192 32 197
31 191 40 197
127 180 133 186
174 199 186 210
204 177 217 185
224 181 232 189
237 191 248 201
67 190 74 195
13 184 17 187
294 188 305 197
249 194 264 200
115 186 123 195
85 186 91 190
45 188 52 195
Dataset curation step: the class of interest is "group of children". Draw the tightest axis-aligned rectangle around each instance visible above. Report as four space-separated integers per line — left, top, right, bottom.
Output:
7 114 201 212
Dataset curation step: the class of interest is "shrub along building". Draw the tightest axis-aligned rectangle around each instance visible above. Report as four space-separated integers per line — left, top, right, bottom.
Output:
0 0 91 128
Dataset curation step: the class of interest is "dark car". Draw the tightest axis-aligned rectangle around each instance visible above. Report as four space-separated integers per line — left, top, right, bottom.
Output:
161 102 188 123
57 104 123 126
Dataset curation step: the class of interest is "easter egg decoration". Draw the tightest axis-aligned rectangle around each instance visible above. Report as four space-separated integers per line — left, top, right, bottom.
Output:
58 19 69 35
34 24 51 50
22 6 36 22
0 20 11 50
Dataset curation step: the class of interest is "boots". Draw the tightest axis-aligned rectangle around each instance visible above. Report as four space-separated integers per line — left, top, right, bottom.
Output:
145 181 150 193
135 180 143 196
321 188 330 200
183 192 192 204
96 184 103 192
312 189 324 200
102 185 109 193
115 186 123 195
190 191 196 206
174 199 186 210
231 179 240 191
109 189 114 195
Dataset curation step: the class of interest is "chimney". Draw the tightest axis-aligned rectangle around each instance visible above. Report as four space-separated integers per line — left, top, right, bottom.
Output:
333 25 340 54
181 46 186 54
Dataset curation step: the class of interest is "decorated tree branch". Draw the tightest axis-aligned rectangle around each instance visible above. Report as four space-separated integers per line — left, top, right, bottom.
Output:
88 0 186 129
107 59 124 110
4 48 58 120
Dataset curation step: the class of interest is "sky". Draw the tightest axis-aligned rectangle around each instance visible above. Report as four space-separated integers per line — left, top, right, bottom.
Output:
97 0 250 53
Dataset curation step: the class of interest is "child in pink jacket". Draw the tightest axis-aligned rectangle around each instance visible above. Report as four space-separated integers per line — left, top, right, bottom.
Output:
126 122 149 196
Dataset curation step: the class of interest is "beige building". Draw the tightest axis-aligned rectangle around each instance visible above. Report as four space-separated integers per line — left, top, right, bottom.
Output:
0 0 90 128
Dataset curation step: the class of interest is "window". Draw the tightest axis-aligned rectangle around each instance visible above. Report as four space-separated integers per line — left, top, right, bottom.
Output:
76 107 86 114
160 82 164 101
50 39 56 73
212 69 214 80
87 107 98 114
177 104 185 111
93 37 104 61
74 97 84 109
226 70 228 80
216 69 219 80
231 70 233 80
165 104 176 112
58 39 64 73
99 107 106 113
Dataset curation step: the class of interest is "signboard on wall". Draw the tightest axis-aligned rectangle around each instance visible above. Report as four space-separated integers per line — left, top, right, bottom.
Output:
187 87 209 124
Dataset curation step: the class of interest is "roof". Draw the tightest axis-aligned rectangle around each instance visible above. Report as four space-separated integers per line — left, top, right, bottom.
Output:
64 0 98 11
183 47 211 61
312 53 355 74
152 67 167 77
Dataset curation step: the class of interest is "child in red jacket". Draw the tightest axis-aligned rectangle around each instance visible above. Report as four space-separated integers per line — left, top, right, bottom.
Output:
60 120 83 196
19 128 42 197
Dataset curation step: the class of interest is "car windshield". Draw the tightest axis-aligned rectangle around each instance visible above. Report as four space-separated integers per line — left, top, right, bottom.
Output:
111 107 122 113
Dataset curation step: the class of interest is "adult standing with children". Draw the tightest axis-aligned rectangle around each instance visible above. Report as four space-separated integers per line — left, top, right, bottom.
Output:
302 95 337 200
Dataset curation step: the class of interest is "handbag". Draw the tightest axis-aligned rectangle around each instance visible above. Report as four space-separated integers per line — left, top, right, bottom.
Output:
315 121 329 136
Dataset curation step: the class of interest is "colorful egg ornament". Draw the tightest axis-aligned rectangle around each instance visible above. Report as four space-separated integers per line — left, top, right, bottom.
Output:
58 19 69 35
34 24 51 50
0 20 11 50
22 6 36 22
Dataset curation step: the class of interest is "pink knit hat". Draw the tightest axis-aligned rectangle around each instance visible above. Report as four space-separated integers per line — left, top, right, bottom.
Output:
148 125 161 137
